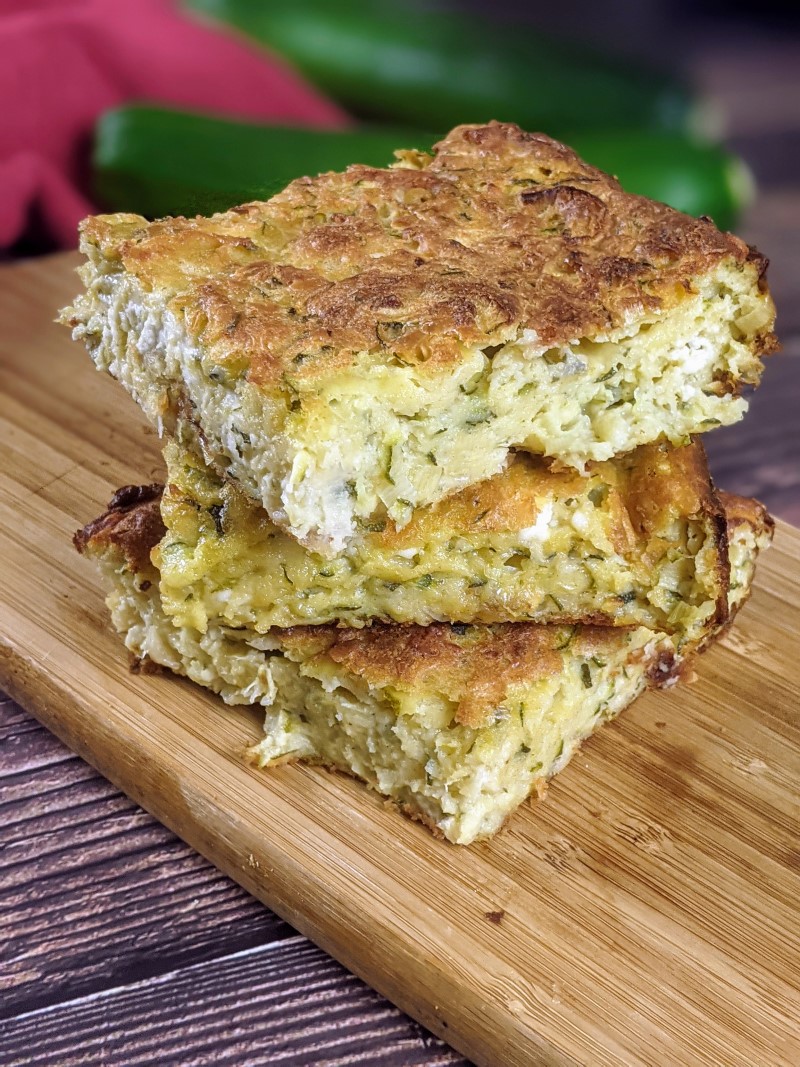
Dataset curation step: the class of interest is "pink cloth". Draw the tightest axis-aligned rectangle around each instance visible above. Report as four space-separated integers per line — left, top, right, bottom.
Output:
0 0 348 248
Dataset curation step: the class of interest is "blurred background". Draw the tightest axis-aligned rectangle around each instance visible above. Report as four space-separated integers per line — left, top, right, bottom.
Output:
1 0 798 517
3 0 798 255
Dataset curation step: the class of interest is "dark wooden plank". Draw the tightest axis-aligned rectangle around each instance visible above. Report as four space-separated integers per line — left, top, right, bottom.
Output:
0 695 35 735
0 703 469 1066
0 936 469 1067
742 191 800 335
689 35 800 139
0 696 78 776
0 701 293 1016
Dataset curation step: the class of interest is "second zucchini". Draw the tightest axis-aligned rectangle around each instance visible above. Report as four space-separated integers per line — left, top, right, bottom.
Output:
94 106 752 231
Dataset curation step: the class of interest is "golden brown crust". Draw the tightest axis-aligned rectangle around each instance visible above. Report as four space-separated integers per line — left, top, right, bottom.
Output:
74 485 165 574
623 437 730 632
81 122 776 390
281 620 655 728
378 437 719 561
696 491 774 654
318 622 566 728
77 478 763 729
377 449 635 547
624 438 718 536
717 491 774 541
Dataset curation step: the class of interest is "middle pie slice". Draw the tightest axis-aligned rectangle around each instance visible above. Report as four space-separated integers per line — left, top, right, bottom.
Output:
156 437 729 647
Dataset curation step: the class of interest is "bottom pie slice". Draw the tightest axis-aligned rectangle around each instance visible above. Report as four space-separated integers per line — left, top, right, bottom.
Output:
75 489 772 844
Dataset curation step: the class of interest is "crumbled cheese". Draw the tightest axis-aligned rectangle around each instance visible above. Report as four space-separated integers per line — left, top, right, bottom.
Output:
551 350 588 378
518 501 554 543
670 336 713 374
571 508 591 533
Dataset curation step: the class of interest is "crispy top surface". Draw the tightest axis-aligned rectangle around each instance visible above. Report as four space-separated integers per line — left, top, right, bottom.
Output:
79 122 774 388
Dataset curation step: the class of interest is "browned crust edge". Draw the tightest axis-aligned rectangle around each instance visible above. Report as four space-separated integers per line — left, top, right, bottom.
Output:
717 490 775 541
74 484 165 574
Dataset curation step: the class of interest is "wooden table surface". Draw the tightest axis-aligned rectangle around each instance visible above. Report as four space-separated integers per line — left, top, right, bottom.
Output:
2 32 799 1067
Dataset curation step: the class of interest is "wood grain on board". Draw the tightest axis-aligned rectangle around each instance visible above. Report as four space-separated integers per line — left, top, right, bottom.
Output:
0 254 799 1066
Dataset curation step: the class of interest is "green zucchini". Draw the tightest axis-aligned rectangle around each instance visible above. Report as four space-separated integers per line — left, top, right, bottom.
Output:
560 130 753 230
94 107 434 218
93 105 752 230
186 0 708 138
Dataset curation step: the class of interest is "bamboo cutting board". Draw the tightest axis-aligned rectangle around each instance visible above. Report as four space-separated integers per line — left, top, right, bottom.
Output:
1 254 799 1067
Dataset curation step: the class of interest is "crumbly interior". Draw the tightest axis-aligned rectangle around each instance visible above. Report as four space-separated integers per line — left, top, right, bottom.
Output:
157 441 721 643
253 641 651 845
102 559 657 844
69 258 768 552
726 524 771 613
